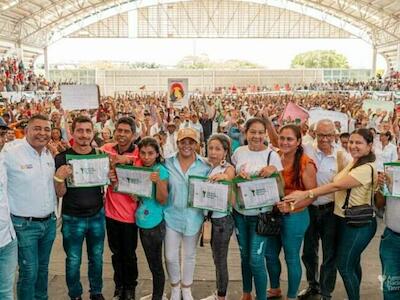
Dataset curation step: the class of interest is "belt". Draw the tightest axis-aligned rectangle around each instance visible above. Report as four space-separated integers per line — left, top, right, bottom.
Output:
312 202 334 210
11 213 54 222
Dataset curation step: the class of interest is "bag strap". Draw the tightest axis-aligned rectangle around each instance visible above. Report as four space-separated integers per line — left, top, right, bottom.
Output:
267 150 272 166
342 164 374 209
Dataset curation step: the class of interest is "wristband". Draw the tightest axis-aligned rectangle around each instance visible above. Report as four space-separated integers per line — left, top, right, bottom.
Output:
53 175 65 183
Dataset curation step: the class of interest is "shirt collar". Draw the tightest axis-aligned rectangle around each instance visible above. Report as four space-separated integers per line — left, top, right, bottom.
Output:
113 142 136 155
314 144 335 158
23 138 49 157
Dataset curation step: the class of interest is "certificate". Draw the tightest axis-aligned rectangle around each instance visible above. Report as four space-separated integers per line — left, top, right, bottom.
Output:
114 165 155 198
384 162 400 198
188 176 231 212
66 154 110 188
236 175 281 209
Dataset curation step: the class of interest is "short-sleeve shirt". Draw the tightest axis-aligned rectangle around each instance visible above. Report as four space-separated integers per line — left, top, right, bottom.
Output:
334 162 377 218
164 154 211 236
55 148 104 217
231 145 283 216
136 164 169 229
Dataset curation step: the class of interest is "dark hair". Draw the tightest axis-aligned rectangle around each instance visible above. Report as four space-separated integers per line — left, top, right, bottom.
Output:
51 127 62 139
28 114 49 125
279 124 303 188
71 115 93 132
116 117 136 134
340 132 350 139
207 133 232 164
137 137 163 164
383 131 392 141
244 117 266 133
350 128 376 170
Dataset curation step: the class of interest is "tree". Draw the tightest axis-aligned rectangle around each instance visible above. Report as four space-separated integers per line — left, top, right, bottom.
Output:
176 54 262 69
291 50 349 69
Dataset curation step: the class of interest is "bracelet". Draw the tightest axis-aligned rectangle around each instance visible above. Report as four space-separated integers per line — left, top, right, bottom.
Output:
53 175 65 183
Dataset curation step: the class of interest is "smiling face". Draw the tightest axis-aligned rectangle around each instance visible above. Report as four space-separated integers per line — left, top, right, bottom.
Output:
177 138 197 158
26 118 51 151
348 133 372 160
278 127 300 155
72 121 94 147
246 121 266 150
114 123 134 148
315 121 335 153
207 139 227 166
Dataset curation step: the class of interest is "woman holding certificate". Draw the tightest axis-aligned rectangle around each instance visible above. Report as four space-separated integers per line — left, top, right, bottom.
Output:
231 117 283 300
265 124 317 300
201 134 236 300
164 128 211 300
135 137 169 300
284 128 377 300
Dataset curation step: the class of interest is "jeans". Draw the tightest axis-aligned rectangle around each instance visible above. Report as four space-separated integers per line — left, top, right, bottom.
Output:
139 221 166 300
265 209 310 298
106 217 138 291
62 209 105 298
233 210 268 300
380 228 400 300
336 216 377 300
302 204 337 298
164 226 200 286
12 214 56 300
211 215 234 297
0 238 18 300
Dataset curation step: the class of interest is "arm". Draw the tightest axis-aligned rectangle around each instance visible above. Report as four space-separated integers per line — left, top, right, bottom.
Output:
288 162 318 210
264 117 279 148
150 172 168 204
54 165 72 198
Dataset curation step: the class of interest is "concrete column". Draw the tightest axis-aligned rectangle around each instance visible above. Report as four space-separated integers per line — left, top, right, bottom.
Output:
44 46 49 79
372 46 377 78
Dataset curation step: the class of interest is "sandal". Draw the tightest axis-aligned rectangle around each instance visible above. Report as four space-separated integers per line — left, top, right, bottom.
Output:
267 288 282 299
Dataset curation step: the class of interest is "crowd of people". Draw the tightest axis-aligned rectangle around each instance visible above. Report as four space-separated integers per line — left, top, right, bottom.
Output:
0 82 400 300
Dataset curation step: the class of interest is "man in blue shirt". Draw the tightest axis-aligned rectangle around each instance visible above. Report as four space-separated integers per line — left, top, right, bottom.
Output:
3 114 57 300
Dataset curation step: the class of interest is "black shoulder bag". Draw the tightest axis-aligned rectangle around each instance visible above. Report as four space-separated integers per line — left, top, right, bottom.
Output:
342 164 375 227
256 151 283 236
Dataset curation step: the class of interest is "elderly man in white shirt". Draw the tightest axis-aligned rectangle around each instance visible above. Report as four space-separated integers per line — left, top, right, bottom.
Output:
0 155 17 300
299 119 351 300
3 114 57 300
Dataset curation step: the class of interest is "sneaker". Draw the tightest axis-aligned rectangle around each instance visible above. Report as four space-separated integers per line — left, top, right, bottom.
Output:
90 294 105 300
200 291 219 300
70 297 82 300
140 294 169 300
170 286 181 300
182 287 193 300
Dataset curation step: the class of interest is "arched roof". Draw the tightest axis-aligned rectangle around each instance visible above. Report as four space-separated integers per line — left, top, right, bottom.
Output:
0 0 399 67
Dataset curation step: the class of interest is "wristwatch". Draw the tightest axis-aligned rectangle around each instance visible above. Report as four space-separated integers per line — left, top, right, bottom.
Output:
308 190 315 199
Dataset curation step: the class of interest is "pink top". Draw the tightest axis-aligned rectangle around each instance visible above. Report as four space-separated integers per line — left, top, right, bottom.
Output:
101 142 141 223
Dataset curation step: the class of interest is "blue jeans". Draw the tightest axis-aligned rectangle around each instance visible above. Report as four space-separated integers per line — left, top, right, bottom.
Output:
336 216 377 300
0 238 18 300
233 210 268 300
62 209 105 298
265 209 310 298
380 228 400 300
12 214 57 300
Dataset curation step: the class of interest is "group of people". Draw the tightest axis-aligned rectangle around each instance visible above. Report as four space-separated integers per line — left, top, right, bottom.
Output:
0 81 400 300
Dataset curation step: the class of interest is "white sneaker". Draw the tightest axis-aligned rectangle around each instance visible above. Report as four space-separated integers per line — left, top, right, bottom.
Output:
200 291 219 300
181 287 194 300
170 286 181 300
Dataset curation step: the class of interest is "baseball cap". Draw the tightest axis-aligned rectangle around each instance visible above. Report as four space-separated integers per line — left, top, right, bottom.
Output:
177 128 199 144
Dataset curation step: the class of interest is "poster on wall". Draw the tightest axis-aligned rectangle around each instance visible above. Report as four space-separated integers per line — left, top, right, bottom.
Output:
168 78 189 108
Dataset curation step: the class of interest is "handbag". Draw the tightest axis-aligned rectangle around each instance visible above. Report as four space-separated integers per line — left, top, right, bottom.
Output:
256 207 282 236
255 151 283 236
342 164 375 227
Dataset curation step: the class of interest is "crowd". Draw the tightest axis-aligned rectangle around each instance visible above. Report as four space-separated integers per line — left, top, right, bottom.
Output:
0 83 400 300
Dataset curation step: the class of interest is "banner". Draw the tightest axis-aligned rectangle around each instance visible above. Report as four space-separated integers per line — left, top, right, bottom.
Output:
362 99 394 113
280 102 309 124
60 84 100 110
168 78 189 109
309 108 349 132
372 91 393 101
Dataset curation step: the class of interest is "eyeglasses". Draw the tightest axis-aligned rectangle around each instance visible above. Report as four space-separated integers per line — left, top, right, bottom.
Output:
316 133 335 139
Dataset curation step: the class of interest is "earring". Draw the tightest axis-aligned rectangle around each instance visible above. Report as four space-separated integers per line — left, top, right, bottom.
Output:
220 159 226 167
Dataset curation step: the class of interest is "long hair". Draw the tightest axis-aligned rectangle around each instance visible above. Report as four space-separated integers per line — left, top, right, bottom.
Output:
350 128 375 170
137 137 163 164
207 133 232 164
279 124 303 188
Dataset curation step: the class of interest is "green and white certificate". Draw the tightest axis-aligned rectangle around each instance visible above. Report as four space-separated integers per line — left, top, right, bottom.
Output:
114 165 155 198
66 154 110 187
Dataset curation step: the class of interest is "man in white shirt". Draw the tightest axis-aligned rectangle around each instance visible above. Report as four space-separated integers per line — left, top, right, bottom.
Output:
164 122 178 158
300 119 350 300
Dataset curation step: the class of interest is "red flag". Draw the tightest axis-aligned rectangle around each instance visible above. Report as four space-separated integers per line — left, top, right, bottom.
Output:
279 102 309 124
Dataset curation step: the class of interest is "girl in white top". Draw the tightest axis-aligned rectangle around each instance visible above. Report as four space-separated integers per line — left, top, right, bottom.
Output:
375 131 398 171
201 134 235 300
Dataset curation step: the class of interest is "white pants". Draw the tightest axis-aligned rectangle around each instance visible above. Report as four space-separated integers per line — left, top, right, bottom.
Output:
164 226 200 286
